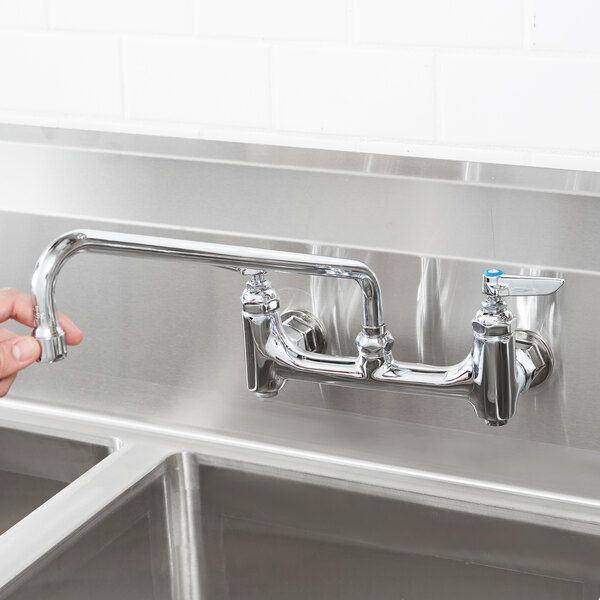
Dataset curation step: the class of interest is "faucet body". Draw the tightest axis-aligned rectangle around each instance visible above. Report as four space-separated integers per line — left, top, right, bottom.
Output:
31 230 563 426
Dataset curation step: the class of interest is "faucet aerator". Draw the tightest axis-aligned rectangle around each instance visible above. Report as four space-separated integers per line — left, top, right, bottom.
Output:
36 334 67 363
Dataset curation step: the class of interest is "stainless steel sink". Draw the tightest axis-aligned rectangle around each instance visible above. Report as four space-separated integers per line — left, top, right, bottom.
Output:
4 449 600 600
0 426 112 536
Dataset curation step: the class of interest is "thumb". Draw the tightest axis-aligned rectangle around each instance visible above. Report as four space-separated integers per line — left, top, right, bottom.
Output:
0 336 41 378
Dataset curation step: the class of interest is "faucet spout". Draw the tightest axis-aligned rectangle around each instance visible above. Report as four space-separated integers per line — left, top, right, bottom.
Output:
31 232 82 362
32 229 386 362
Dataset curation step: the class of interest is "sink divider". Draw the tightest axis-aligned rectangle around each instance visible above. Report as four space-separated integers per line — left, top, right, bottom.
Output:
0 444 170 598
163 453 205 600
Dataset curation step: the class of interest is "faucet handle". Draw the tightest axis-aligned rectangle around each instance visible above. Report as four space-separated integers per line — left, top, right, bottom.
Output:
482 268 564 298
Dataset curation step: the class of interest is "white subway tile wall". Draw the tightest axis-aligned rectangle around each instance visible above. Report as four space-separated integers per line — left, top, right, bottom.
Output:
531 0 600 53
0 0 46 29
273 48 435 138
440 54 600 151
49 0 194 34
195 0 347 41
124 39 270 126
0 32 121 115
0 0 598 170
354 0 523 48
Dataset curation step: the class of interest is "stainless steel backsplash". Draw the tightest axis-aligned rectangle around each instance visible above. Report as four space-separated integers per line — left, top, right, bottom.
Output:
0 125 596 458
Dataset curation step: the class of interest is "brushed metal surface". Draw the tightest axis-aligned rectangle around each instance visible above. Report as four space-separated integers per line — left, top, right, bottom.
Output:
1 124 600 271
3 402 600 598
0 426 112 536
0 210 581 451
5 445 600 600
1 123 600 196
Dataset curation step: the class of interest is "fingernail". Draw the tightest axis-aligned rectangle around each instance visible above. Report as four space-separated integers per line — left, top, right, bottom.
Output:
12 337 40 363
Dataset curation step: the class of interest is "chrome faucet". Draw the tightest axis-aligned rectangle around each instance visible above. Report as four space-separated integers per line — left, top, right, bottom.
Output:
31 230 564 426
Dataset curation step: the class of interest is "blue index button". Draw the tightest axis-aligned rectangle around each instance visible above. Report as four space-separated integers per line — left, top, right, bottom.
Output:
484 268 503 277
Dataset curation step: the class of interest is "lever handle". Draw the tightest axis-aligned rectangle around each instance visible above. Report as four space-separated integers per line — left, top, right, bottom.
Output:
482 268 564 297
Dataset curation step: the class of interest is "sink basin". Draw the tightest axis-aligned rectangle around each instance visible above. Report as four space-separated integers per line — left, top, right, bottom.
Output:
5 451 600 600
0 426 112 536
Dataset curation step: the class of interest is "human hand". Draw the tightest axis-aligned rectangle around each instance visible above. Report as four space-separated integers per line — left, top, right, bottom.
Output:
0 288 83 397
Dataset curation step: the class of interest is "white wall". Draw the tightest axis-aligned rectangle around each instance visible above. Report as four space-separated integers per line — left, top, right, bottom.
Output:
1 0 599 170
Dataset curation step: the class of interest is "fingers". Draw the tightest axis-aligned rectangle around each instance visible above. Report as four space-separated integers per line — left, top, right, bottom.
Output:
0 289 83 399
0 327 16 343
58 313 83 346
0 288 83 346
0 327 18 397
0 288 37 327
0 335 41 397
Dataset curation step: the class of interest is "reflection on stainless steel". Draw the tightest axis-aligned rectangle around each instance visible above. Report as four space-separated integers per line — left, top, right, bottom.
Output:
416 257 448 364
32 230 563 426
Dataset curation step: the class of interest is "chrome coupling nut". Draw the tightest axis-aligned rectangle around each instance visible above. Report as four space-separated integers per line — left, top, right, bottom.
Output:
241 283 280 315
355 327 394 358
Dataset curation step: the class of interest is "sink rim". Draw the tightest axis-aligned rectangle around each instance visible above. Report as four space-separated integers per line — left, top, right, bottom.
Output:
2 396 600 597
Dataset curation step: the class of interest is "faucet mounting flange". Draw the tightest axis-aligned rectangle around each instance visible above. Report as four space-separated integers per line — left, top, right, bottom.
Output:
281 310 327 354
515 329 553 389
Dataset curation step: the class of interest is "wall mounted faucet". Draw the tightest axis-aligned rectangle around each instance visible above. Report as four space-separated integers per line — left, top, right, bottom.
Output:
31 230 564 426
